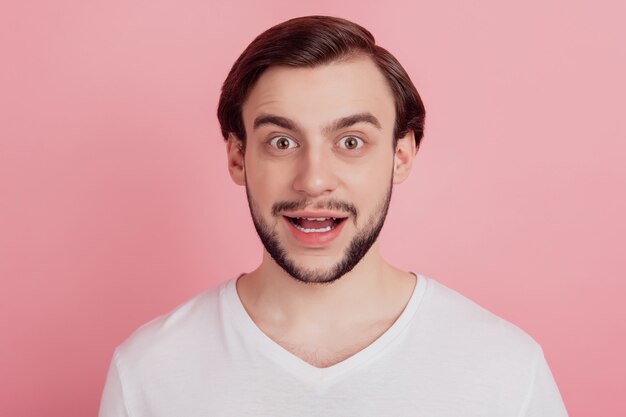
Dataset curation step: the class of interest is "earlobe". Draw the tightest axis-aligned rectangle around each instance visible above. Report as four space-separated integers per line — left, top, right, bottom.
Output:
226 134 246 186
393 131 416 184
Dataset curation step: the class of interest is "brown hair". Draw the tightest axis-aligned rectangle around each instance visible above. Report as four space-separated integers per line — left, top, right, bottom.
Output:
217 15 425 149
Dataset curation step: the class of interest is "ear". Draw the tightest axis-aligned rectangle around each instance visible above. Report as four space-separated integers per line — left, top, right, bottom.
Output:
226 134 246 186
393 130 417 184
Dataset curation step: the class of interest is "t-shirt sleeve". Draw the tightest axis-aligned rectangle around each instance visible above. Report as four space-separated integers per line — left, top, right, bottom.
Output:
98 350 130 417
521 348 568 417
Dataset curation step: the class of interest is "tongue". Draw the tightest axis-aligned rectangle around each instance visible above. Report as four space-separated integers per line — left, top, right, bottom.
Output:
298 218 334 229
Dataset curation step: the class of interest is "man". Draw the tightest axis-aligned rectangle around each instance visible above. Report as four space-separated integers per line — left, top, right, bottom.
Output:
99 16 568 416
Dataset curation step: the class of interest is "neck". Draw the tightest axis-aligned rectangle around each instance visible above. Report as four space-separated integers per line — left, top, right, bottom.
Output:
236 242 415 332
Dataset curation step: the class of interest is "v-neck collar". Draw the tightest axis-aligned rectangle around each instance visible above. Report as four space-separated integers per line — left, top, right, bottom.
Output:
223 273 428 388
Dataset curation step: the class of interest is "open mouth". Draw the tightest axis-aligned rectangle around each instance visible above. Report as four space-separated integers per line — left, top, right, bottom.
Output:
284 216 347 233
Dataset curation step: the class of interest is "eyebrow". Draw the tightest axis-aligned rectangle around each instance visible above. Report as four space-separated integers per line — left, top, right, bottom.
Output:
253 114 302 134
252 112 382 134
326 113 382 134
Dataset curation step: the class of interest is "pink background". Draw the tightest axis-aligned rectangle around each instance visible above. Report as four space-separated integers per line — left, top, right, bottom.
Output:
1 0 624 415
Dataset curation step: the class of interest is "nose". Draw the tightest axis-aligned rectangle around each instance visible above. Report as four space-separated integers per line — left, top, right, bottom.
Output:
291 145 339 197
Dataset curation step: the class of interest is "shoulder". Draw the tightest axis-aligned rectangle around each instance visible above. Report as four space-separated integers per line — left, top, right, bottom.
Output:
419 276 542 362
112 278 233 370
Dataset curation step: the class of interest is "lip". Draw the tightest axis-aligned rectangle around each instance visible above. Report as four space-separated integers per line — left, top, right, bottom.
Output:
283 215 348 247
281 211 349 219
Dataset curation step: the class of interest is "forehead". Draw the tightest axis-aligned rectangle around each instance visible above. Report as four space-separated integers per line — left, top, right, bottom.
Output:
242 56 396 133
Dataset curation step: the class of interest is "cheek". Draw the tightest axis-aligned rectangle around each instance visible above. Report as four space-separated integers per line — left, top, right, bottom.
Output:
345 155 393 191
245 160 293 204
345 160 393 214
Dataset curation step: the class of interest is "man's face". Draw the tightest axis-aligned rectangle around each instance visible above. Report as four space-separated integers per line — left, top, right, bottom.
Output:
237 56 401 285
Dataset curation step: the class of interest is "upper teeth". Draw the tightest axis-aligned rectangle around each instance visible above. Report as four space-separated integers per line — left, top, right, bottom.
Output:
298 217 335 221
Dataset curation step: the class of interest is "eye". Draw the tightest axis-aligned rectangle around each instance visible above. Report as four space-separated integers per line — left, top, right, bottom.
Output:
269 136 298 150
338 135 364 150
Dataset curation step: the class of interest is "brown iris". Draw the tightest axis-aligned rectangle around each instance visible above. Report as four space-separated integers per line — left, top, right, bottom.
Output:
344 136 359 149
276 137 291 149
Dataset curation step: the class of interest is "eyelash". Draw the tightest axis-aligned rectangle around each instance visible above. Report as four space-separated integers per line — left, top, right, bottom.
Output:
269 136 298 150
267 135 366 151
337 135 365 150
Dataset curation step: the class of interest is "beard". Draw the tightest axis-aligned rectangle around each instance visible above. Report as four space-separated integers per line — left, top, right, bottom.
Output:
245 178 393 286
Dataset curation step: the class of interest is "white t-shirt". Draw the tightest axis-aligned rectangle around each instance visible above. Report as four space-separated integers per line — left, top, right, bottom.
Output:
99 275 568 416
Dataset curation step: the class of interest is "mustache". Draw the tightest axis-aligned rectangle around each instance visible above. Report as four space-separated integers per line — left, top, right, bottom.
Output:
272 199 358 220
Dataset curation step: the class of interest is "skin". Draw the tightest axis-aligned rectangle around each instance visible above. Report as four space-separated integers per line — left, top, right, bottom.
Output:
225 55 418 367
